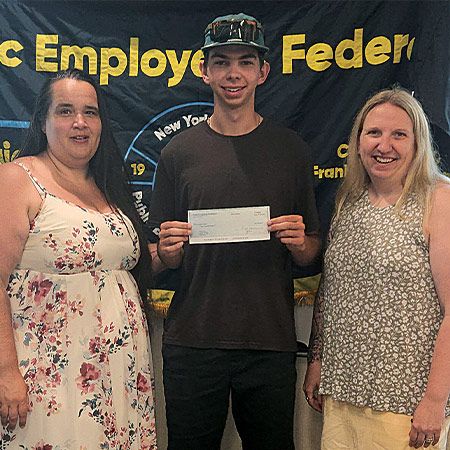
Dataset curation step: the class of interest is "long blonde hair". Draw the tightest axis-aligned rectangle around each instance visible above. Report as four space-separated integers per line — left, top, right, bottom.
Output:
335 87 448 222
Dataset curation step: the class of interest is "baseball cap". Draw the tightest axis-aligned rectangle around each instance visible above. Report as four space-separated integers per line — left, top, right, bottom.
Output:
201 13 269 54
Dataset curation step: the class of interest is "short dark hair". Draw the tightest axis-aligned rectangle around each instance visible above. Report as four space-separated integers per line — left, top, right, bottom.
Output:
202 48 265 68
20 69 152 296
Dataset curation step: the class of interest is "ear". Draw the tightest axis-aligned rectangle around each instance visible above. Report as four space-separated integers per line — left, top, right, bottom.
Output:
199 60 210 85
41 122 46 134
257 61 270 86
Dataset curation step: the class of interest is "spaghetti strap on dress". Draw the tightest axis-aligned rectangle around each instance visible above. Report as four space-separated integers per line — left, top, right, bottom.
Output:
1 162 157 449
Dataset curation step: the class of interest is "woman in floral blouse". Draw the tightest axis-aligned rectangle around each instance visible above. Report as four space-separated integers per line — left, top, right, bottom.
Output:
304 88 450 450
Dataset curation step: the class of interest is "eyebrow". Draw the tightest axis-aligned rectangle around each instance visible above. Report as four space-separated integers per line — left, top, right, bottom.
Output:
363 126 411 132
211 52 257 60
55 103 73 108
55 103 99 111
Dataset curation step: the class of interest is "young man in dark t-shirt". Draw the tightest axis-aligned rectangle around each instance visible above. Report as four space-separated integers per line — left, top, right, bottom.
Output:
149 13 321 450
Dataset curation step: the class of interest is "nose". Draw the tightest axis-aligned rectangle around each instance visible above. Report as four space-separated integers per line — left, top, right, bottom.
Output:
377 134 391 152
73 112 87 128
226 61 241 80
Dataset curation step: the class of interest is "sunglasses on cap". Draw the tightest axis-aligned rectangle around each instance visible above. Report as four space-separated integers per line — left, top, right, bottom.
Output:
206 18 262 43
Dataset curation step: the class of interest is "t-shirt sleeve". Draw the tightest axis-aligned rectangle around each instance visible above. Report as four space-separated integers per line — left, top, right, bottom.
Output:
147 147 175 243
296 142 321 234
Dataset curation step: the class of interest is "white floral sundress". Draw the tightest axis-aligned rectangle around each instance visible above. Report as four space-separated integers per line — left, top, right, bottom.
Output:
1 162 157 449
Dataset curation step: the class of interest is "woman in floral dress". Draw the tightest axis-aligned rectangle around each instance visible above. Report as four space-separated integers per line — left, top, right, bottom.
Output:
0 69 157 449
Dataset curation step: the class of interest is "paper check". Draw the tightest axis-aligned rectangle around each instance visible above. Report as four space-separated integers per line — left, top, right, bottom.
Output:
188 206 270 244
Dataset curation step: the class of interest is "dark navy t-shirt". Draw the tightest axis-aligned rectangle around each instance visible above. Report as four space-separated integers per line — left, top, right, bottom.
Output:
148 119 320 351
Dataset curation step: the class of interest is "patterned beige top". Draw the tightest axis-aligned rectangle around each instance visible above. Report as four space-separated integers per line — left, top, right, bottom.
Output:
318 190 450 416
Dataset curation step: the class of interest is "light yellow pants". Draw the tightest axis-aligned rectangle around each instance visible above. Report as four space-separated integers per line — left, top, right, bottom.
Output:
322 397 450 450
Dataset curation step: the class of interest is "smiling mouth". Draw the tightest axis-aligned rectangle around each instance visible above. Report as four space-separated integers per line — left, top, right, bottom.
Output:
374 156 395 164
223 87 244 92
72 136 89 141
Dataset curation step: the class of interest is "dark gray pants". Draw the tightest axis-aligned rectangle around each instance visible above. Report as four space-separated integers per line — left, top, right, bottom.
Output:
163 344 297 450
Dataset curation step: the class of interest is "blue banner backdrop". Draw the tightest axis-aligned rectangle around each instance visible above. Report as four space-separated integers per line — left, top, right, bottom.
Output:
1 0 449 287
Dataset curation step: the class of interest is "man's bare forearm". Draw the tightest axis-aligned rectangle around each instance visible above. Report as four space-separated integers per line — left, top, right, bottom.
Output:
291 232 321 266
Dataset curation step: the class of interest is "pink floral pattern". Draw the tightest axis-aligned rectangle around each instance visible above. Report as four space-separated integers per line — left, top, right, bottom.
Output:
42 221 102 272
2 163 156 450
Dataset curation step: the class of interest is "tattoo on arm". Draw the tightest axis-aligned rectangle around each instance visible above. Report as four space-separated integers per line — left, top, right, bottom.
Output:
307 275 324 364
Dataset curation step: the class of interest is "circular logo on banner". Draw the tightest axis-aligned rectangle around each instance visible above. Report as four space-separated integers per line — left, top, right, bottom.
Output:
124 102 213 224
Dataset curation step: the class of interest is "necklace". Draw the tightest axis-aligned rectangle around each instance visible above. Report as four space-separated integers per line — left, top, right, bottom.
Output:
207 114 262 130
